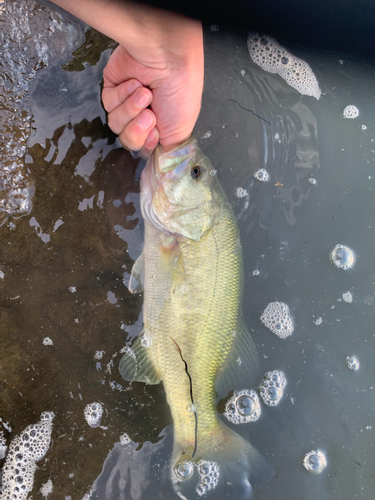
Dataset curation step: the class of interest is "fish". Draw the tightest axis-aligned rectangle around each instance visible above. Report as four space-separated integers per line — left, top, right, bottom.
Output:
119 138 274 498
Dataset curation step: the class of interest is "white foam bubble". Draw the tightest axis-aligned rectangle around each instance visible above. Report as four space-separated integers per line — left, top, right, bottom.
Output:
84 403 103 428
224 389 261 424
260 301 294 338
343 105 359 119
235 187 248 198
346 355 360 371
247 33 321 100
0 412 54 500
254 168 269 182
0 431 7 459
93 350 105 360
68 286 76 293
39 479 53 498
120 433 131 445
140 332 152 348
331 244 356 270
196 460 220 497
258 370 287 407
342 291 353 303
303 450 327 474
42 337 53 346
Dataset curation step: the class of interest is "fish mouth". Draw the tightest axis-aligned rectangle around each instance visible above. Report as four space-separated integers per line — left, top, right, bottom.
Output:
140 146 170 234
140 140 198 235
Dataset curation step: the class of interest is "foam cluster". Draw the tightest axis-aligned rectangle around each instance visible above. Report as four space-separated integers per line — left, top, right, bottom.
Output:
39 479 53 498
254 169 269 182
258 370 287 407
236 187 248 198
84 403 103 428
224 389 261 424
260 301 294 338
196 460 220 497
120 433 131 445
343 105 359 119
247 33 321 100
0 412 54 500
346 355 360 371
0 431 7 459
140 332 152 348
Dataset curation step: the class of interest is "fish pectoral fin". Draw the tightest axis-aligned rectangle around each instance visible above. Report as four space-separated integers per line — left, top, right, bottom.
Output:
215 318 260 400
119 333 161 385
128 252 145 294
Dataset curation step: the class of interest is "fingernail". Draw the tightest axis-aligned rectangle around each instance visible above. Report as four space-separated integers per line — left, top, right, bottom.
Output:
145 127 158 146
134 89 151 108
137 111 154 130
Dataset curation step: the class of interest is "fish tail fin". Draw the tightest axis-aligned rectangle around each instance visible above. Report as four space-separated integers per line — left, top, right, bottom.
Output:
172 420 274 499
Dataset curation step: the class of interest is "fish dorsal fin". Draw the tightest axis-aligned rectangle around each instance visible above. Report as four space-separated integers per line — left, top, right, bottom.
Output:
216 318 260 400
119 333 161 385
129 252 145 294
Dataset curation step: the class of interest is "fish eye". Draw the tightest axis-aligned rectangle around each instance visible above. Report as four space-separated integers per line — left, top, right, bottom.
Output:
191 165 202 180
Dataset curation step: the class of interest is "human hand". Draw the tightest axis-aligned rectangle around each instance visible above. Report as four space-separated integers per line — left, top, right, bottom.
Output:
101 15 204 158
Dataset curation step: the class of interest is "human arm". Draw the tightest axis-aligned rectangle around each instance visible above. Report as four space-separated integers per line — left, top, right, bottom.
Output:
50 0 204 156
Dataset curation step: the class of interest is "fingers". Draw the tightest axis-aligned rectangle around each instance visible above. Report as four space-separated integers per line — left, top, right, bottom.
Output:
102 81 158 152
102 79 142 114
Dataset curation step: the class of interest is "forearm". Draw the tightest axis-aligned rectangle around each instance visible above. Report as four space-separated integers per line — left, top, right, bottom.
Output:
50 0 202 69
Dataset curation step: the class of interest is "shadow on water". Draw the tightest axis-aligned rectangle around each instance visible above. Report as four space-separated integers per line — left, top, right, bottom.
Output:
1 1 375 499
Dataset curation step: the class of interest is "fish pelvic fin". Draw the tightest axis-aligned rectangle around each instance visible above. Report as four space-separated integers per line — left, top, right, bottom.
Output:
119 332 161 385
172 420 274 499
128 252 145 293
216 318 260 400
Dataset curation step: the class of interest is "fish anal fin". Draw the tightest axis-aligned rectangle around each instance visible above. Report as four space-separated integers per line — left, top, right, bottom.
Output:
129 252 145 294
216 318 259 400
119 333 161 385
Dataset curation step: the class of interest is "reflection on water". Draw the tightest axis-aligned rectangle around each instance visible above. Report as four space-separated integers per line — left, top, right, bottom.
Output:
1 1 375 499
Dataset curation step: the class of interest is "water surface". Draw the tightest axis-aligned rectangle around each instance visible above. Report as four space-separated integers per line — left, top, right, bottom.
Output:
0 2 375 499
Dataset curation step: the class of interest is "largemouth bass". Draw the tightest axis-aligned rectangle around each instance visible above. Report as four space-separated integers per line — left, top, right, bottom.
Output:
120 138 273 498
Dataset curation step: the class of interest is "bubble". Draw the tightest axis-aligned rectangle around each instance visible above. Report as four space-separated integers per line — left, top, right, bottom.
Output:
120 433 131 445
303 450 327 474
210 169 217 176
93 350 105 360
224 389 261 424
140 332 152 348
346 355 360 371
260 301 294 339
247 33 321 99
196 460 219 496
236 187 248 198
254 168 270 182
362 124 367 130
210 25 219 31
331 244 356 270
175 461 194 481
0 412 54 500
309 178 317 185
342 291 353 303
241 69 246 76
84 402 103 428
68 286 76 293
39 479 53 498
343 105 359 119
258 370 287 407
314 317 323 326
42 337 53 346
252 269 260 276
186 404 196 413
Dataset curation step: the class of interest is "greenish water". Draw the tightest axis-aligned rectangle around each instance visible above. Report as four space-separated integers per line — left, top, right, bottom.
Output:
1 1 375 499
